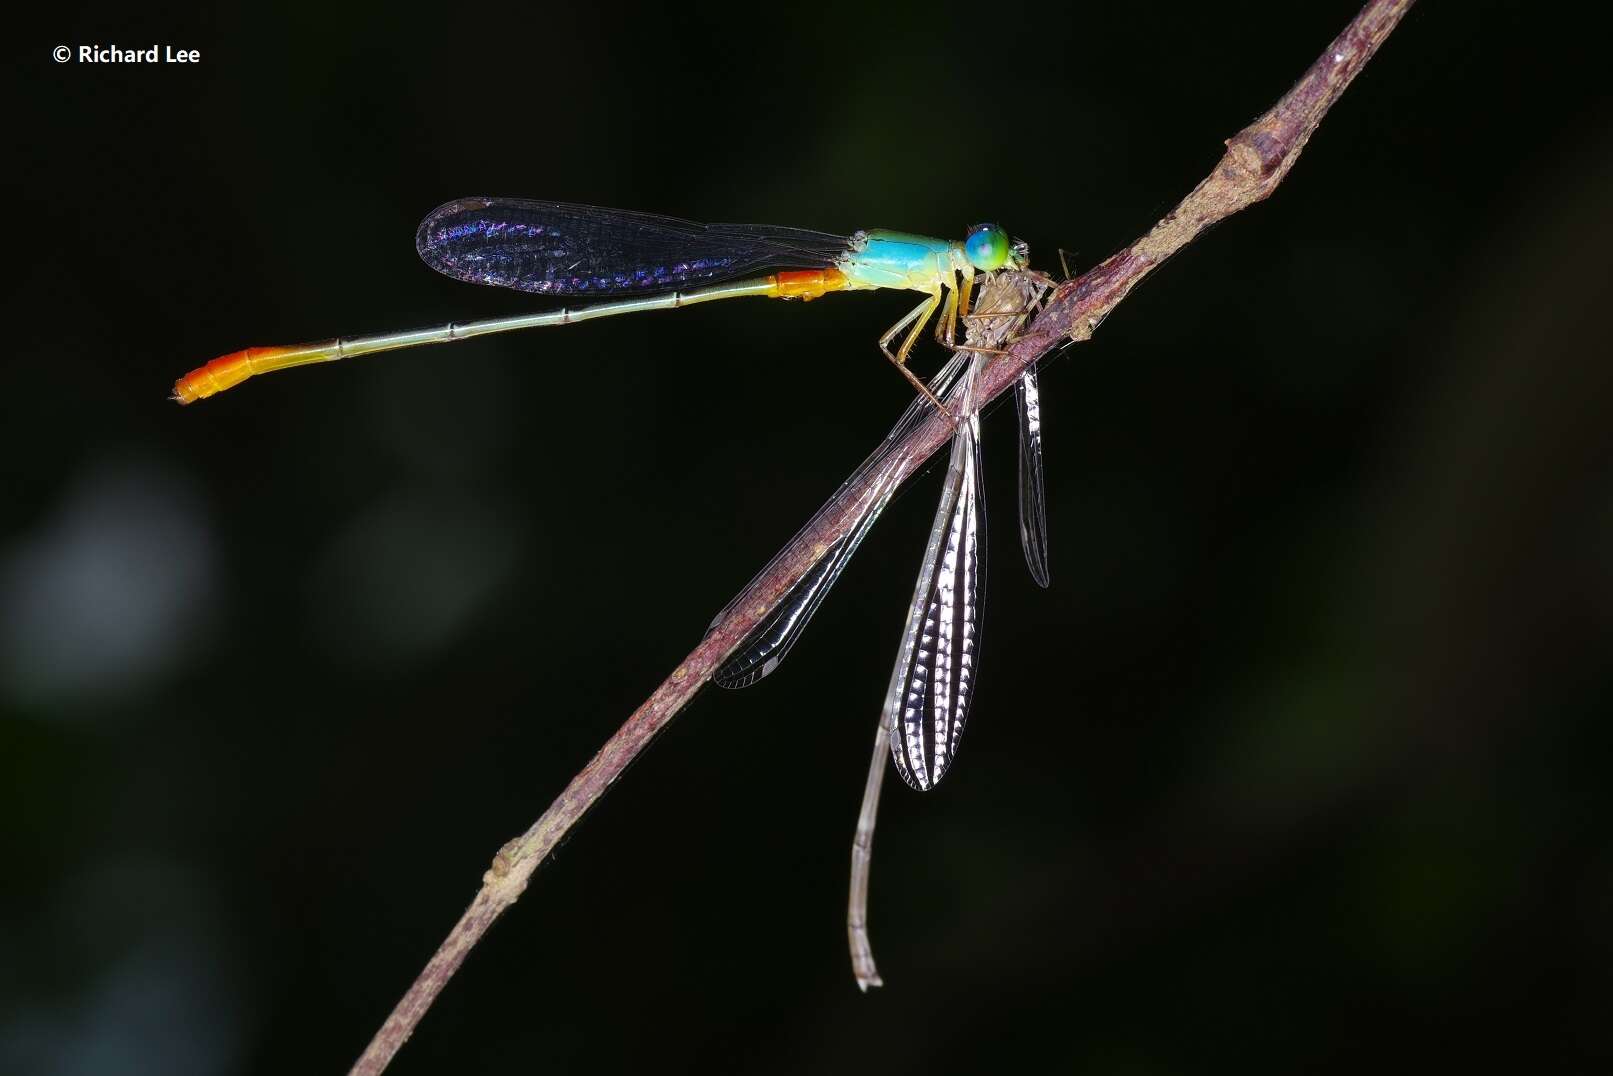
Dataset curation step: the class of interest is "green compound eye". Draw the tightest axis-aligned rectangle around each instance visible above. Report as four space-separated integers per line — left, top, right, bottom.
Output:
964 224 1011 271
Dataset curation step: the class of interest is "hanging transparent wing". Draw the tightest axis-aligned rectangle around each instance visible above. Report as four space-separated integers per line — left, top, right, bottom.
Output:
709 350 972 689
846 270 1056 989
883 356 988 791
880 269 1052 788
1015 366 1050 588
710 460 903 689
712 269 1051 754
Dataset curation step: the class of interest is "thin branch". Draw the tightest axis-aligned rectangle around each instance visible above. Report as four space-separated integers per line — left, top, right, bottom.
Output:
348 2 1415 1070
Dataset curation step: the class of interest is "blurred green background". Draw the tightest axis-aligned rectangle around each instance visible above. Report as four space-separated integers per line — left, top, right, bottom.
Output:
7 1 1613 1072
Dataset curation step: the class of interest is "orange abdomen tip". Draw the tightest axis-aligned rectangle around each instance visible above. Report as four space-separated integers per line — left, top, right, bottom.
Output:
172 347 268 404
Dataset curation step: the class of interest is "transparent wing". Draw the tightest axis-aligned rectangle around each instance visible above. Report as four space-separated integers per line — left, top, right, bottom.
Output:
883 356 988 791
1015 366 1051 588
711 460 903 689
710 350 971 690
715 267 1053 775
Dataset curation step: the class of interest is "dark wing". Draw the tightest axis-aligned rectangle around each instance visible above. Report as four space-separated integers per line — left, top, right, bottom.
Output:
709 350 973 690
711 462 904 689
416 198 847 297
1015 367 1051 588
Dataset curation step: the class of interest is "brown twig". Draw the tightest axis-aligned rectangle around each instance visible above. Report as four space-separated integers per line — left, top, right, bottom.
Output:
348 2 1415 1070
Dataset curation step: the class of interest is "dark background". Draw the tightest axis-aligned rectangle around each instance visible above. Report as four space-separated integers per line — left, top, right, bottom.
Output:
7 2 1613 1072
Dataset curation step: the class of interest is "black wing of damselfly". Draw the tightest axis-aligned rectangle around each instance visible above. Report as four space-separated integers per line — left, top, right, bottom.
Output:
883 355 988 791
709 350 972 689
1015 367 1051 588
416 198 848 297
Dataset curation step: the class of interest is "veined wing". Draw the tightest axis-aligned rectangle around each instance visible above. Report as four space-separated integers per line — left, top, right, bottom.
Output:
883 355 988 791
714 268 1050 704
416 197 848 297
958 269 1053 589
710 350 972 690
1016 366 1050 588
710 457 904 689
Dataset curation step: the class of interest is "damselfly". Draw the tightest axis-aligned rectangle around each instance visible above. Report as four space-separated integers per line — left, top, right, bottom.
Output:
172 199 1029 412
704 268 1054 985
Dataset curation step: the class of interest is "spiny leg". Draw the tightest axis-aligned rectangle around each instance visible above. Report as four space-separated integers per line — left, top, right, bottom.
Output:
948 259 974 337
942 260 977 347
933 284 959 349
878 290 952 417
962 307 1037 322
1058 248 1078 281
877 292 932 359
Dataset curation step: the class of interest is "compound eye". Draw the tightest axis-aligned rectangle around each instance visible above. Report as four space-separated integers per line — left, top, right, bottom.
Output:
965 224 1010 271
